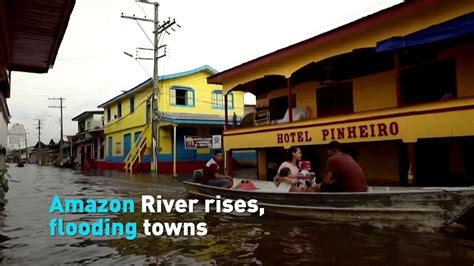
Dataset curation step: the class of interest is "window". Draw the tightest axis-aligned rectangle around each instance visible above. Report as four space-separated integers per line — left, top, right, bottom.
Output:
117 102 122 118
317 81 354 117
86 121 91 130
400 59 456 105
171 86 194 106
130 96 135 113
212 90 234 109
107 108 111 122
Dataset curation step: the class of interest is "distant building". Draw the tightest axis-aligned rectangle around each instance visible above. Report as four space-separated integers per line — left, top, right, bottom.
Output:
70 111 105 170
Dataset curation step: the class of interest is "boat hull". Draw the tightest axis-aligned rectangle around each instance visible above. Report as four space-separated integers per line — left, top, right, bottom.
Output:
183 180 474 232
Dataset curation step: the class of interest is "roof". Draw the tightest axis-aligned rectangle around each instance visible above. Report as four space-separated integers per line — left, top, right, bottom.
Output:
207 0 436 84
97 65 218 108
71 110 103 121
5 0 76 73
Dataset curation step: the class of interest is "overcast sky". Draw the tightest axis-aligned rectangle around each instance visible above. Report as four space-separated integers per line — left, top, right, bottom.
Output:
9 0 402 146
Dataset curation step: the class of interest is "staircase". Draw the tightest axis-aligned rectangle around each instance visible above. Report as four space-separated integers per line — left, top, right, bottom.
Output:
124 125 151 173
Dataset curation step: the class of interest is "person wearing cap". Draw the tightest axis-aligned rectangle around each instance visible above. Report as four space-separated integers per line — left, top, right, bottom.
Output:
202 150 233 188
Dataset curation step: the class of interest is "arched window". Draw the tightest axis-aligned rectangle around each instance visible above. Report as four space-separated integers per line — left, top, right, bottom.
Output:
170 86 195 107
212 90 234 109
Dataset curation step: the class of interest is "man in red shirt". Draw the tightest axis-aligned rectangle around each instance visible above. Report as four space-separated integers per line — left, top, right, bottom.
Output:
318 141 368 192
202 150 233 188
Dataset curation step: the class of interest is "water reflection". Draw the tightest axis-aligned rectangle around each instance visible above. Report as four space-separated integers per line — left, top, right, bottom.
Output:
0 164 472 265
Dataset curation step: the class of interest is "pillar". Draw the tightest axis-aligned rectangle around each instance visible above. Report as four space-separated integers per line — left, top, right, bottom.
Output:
224 93 229 130
173 124 177 177
394 51 402 107
287 78 293 122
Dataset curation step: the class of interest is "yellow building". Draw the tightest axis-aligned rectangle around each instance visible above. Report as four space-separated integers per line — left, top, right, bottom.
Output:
208 0 474 186
97 65 252 174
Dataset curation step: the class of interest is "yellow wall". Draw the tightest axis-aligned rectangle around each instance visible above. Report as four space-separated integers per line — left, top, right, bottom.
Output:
159 71 245 118
293 82 318 119
257 149 267 180
353 70 397 112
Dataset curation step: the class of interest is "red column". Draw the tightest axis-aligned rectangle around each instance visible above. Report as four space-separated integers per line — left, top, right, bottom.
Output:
287 78 293 122
224 94 228 130
394 51 402 107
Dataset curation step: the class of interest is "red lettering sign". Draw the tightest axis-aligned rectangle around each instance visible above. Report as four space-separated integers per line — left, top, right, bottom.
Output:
321 122 399 141
276 131 313 144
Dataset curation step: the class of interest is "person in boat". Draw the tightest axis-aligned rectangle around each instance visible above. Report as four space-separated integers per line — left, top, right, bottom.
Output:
274 147 301 182
297 160 317 190
202 150 233 188
274 147 304 192
313 141 368 192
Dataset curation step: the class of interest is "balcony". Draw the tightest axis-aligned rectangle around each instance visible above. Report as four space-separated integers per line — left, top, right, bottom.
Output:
223 97 474 150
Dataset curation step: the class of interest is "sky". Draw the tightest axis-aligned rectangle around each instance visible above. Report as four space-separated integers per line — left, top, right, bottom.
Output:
9 0 402 146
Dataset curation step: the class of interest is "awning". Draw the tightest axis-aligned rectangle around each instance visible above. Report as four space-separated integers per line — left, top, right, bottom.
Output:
376 12 474 52
160 113 227 125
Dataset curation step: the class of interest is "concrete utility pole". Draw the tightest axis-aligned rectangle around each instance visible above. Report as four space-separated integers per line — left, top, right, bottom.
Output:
24 130 29 163
34 119 45 165
121 0 180 173
49 97 66 165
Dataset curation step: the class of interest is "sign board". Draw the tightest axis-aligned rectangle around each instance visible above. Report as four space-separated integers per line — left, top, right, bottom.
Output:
184 135 222 150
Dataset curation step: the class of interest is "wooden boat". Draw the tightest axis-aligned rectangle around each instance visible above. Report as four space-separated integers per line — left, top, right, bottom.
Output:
183 178 474 232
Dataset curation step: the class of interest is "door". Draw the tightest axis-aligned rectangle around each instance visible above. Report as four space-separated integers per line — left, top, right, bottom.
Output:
124 134 132 158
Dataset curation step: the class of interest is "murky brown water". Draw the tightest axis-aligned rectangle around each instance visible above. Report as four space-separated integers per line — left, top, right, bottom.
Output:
0 164 473 265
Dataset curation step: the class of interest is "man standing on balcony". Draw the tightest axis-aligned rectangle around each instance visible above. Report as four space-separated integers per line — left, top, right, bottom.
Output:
202 150 233 188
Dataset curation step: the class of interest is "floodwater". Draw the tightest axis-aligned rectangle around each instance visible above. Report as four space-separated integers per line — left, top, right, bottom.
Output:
0 164 473 265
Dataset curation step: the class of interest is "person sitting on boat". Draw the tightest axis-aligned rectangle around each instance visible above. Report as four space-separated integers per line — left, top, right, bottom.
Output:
274 146 302 184
202 150 233 188
297 160 317 190
314 141 368 192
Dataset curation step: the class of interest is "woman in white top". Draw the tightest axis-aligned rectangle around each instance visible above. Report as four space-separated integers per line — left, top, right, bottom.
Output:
275 147 302 191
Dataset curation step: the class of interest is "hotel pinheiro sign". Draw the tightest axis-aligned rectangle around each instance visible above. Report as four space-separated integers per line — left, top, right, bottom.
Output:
184 135 222 149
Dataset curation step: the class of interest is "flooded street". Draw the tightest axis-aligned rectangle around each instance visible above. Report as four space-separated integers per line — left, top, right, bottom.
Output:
0 164 473 265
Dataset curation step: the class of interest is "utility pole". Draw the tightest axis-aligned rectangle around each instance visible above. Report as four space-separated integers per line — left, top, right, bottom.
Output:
24 130 29 164
49 97 66 165
121 0 180 173
34 119 45 165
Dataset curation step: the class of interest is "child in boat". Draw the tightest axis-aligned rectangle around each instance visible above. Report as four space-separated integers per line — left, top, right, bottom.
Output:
275 167 303 192
297 161 317 190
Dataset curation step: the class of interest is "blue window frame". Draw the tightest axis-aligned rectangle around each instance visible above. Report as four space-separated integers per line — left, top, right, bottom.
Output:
170 86 195 107
130 96 135 113
212 90 234 109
